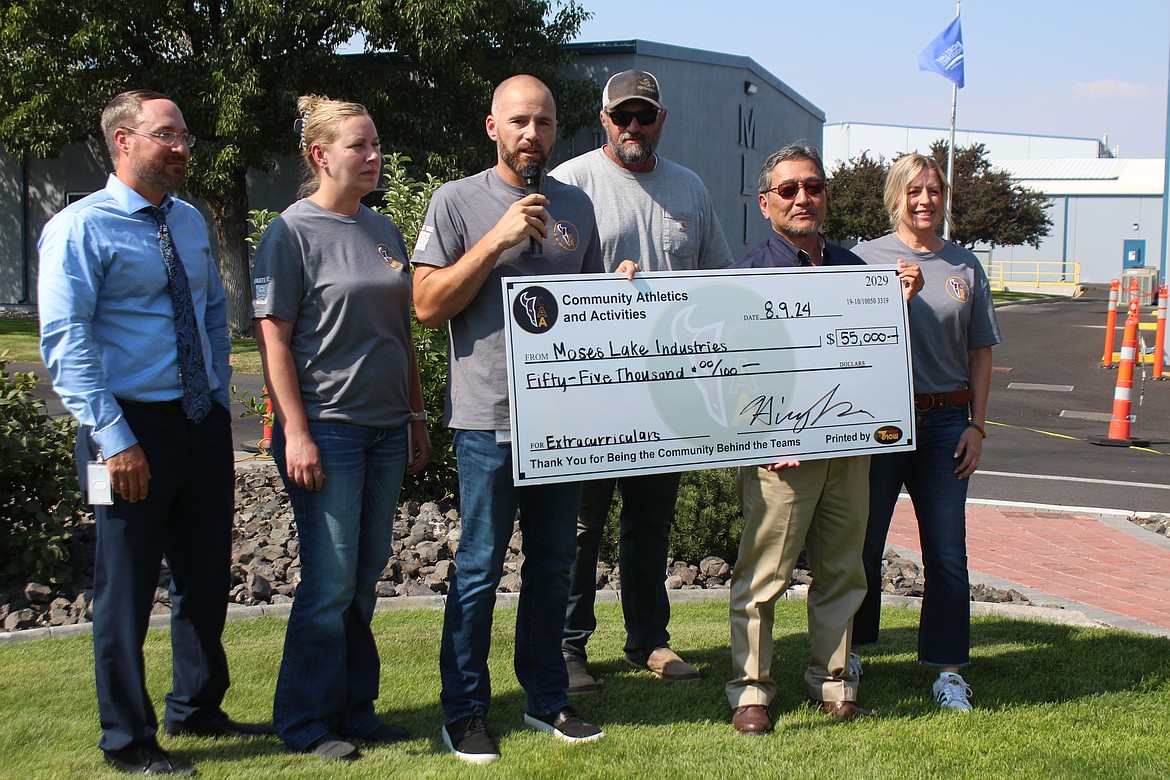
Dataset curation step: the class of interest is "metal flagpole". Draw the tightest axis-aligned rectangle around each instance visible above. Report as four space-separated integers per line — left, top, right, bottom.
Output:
945 80 956 241
944 0 960 241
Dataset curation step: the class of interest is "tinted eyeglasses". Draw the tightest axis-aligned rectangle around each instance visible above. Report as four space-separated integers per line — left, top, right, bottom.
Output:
607 108 660 127
765 178 825 200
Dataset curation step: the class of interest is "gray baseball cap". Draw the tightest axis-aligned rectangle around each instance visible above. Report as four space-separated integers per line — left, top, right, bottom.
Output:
602 70 664 111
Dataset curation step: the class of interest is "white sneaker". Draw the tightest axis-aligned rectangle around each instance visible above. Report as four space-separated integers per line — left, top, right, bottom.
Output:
932 672 973 712
847 652 863 678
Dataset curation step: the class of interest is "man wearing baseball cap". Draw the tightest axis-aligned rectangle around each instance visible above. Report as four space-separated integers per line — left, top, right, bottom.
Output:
550 69 733 694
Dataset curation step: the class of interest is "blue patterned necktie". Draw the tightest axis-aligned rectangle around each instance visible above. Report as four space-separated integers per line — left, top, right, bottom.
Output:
148 206 213 423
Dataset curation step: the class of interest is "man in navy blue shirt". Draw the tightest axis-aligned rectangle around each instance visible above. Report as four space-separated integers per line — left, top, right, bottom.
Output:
39 90 269 776
726 144 919 735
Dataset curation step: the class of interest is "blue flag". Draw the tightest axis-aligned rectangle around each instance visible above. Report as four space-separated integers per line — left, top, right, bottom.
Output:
918 16 964 88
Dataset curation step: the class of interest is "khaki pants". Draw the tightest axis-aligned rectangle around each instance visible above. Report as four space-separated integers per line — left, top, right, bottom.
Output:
726 457 869 707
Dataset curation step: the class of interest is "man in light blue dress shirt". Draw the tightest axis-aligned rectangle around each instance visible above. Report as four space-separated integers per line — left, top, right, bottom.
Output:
39 90 269 776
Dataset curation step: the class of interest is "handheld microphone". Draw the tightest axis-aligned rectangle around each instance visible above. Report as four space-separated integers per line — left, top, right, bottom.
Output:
522 163 543 258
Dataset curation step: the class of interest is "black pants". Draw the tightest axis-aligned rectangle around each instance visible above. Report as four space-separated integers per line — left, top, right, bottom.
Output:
80 402 234 751
563 472 681 659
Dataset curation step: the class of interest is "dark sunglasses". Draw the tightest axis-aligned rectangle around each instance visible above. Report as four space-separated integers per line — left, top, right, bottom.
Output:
765 178 826 199
607 108 660 127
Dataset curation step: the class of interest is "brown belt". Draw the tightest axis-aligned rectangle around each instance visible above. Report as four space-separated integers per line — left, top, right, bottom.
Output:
914 388 973 412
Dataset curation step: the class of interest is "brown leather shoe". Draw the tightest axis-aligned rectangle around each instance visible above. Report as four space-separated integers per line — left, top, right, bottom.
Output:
811 699 874 720
731 705 772 734
564 654 600 694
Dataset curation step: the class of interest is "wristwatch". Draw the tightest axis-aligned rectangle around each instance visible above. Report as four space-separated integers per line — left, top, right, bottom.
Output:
411 410 428 422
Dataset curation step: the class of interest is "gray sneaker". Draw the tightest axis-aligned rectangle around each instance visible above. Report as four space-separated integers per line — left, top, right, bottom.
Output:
306 732 360 761
524 706 604 743
564 654 599 694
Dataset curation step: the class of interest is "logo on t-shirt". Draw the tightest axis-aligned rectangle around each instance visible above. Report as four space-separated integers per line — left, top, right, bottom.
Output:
253 276 271 305
945 276 970 302
376 243 403 270
513 286 558 334
415 225 433 254
551 220 580 252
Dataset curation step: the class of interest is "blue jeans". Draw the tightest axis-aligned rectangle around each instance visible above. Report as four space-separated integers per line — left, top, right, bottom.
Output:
272 421 408 751
564 473 681 661
854 405 971 666
439 429 580 723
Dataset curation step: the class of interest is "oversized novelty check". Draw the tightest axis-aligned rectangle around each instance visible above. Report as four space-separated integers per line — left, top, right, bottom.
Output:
503 266 916 485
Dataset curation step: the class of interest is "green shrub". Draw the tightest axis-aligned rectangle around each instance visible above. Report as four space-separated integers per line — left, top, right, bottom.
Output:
673 468 743 563
399 316 457 503
375 154 457 503
601 468 743 565
245 208 279 258
0 358 84 585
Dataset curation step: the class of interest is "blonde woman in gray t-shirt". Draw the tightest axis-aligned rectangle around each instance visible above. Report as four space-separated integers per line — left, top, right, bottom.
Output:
252 95 429 761
851 153 1002 713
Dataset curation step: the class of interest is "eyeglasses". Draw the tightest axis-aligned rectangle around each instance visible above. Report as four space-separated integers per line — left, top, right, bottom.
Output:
607 108 660 127
120 126 197 149
765 178 825 200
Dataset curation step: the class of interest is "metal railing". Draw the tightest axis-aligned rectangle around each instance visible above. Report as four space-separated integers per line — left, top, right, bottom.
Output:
985 260 1081 293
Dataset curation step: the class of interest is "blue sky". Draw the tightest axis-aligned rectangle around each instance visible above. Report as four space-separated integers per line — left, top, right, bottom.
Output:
574 0 1170 157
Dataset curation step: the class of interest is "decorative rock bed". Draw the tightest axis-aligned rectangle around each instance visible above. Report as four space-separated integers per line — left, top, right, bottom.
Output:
2 462 1050 632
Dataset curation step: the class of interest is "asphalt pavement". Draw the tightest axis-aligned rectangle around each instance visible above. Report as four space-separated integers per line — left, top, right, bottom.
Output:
971 287 1169 513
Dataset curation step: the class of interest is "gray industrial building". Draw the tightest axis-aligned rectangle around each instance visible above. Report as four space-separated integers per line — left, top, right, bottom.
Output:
0 39 823 309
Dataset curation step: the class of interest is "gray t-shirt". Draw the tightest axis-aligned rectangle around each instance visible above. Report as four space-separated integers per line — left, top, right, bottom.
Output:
411 168 603 430
853 232 1002 394
251 198 413 427
550 148 733 272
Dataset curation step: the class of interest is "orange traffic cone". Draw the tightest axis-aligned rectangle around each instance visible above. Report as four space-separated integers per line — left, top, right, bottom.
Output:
1090 296 1151 447
260 392 274 452
1102 278 1119 369
1155 283 1167 381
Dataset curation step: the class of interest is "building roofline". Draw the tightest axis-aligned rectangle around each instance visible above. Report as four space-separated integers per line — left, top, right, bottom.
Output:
566 39 825 121
825 120 1102 146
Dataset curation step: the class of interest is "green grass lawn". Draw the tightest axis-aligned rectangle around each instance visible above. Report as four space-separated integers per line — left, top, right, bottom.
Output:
0 317 39 361
2 600 1168 779
228 337 262 374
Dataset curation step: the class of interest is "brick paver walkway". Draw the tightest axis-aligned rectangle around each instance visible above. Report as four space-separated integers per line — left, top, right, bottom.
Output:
887 499 1170 634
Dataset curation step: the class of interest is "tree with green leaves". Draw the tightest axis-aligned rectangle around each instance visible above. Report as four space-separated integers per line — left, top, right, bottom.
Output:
822 143 1052 250
0 0 596 335
929 140 1052 249
823 151 890 243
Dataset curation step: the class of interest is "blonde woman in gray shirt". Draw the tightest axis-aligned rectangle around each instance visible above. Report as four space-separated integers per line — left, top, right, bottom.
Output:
851 153 1001 713
253 95 429 760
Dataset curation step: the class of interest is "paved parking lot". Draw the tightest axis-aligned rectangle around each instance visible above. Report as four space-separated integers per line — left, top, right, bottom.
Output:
971 288 1169 512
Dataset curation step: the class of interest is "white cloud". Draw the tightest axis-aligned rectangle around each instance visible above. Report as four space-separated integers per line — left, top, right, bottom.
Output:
1074 79 1151 99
